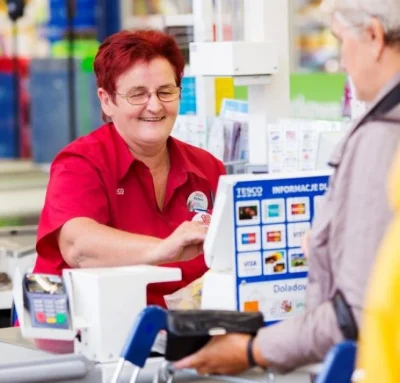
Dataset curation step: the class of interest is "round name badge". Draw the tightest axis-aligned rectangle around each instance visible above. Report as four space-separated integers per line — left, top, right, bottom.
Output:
187 191 208 212
192 212 212 226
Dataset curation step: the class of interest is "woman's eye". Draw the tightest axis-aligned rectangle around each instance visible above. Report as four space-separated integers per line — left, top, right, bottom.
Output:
131 93 146 98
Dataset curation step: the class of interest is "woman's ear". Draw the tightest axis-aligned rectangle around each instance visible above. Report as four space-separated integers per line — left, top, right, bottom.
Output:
98 88 114 119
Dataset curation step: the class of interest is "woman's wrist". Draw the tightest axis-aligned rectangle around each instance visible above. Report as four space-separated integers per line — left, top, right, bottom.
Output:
145 238 164 265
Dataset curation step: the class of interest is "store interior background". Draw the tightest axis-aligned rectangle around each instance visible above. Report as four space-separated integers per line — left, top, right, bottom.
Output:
0 0 348 325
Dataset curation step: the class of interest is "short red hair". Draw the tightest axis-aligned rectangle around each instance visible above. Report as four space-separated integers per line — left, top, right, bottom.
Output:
94 29 185 121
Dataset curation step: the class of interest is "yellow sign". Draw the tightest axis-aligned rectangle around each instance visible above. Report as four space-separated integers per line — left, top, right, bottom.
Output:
214 77 234 115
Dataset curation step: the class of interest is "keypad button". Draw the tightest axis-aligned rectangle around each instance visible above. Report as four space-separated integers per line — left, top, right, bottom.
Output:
46 317 56 324
56 313 67 324
36 312 46 323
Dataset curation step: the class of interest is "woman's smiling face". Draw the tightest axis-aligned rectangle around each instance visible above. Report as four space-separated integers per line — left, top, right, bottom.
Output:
98 57 180 148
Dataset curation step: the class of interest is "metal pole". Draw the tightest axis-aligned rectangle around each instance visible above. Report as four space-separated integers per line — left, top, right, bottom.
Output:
66 0 77 142
11 20 20 157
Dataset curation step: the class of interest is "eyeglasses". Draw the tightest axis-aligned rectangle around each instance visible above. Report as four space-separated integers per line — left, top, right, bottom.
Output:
115 86 181 105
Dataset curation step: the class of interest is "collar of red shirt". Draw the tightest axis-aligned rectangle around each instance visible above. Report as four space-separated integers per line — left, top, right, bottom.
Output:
109 123 209 182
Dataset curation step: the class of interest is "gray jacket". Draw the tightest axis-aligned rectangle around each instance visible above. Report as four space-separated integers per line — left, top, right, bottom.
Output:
258 72 400 373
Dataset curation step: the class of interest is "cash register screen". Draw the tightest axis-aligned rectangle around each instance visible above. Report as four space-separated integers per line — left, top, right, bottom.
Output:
26 274 65 295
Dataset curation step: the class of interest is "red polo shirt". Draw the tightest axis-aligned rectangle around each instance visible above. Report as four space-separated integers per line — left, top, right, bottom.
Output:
33 123 225 307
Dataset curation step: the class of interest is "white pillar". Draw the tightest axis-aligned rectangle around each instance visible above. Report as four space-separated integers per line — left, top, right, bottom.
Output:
244 0 291 165
192 0 216 118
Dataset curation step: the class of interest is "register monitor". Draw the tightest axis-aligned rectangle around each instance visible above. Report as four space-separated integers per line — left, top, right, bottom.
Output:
315 131 346 170
203 175 235 272
204 173 279 271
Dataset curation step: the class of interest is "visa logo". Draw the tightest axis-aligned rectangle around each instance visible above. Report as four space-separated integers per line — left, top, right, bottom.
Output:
291 203 306 215
242 233 256 244
293 230 306 238
244 260 257 267
268 204 280 217
267 231 282 242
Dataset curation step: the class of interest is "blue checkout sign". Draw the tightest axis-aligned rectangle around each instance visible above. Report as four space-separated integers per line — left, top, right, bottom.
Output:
232 174 330 325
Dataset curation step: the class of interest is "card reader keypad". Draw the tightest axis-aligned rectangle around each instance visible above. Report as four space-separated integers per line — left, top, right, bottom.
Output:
33 298 67 325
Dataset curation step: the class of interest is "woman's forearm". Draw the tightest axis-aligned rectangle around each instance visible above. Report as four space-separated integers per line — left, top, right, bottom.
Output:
58 217 163 268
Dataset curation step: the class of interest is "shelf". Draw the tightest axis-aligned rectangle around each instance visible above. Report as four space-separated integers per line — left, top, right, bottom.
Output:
0 188 46 218
122 13 194 29
0 290 12 310
0 161 48 218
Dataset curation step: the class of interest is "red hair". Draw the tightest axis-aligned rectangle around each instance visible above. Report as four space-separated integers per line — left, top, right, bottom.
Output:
94 30 185 121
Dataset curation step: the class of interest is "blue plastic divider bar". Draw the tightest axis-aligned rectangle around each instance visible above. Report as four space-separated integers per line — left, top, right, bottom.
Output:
121 306 168 368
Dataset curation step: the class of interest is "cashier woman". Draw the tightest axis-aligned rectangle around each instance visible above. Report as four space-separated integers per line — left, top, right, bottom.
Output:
32 29 225 308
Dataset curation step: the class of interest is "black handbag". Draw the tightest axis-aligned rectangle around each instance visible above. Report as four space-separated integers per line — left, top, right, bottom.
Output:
165 310 264 361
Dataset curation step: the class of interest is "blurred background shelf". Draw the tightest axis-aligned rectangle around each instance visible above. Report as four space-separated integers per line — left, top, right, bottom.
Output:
0 160 48 219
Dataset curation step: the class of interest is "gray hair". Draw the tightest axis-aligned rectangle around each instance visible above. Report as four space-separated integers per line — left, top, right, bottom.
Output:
321 0 400 43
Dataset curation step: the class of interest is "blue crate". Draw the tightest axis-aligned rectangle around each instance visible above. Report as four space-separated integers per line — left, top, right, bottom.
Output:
48 0 97 28
0 73 17 158
30 58 102 163
30 59 85 163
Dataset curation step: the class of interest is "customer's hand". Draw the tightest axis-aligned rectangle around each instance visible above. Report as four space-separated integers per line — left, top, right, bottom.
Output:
174 333 253 375
153 221 208 264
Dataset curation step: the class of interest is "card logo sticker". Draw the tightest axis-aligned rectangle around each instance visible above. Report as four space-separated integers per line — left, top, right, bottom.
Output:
238 252 262 277
286 197 311 222
287 222 311 248
288 249 308 273
236 226 261 252
291 203 306 215
263 250 287 275
242 233 257 244
236 200 261 226
268 205 280 218
262 198 285 224
267 231 282 242
262 224 286 250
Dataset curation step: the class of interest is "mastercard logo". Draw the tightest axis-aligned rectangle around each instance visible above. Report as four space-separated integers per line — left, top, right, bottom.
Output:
291 203 306 215
267 231 282 242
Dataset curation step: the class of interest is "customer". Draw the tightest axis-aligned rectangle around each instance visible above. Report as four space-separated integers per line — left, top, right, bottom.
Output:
357 147 400 383
33 30 225 307
174 0 400 374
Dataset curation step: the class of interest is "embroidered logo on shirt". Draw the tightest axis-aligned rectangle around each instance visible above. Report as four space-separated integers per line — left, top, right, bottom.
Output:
116 188 125 195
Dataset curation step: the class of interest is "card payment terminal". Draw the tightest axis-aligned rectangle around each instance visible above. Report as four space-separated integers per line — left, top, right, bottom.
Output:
23 273 69 329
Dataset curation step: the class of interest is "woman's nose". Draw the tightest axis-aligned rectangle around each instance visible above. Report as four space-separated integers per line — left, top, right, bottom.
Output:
145 93 163 113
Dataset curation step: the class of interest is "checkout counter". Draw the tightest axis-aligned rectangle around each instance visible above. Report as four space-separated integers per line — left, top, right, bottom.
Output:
0 265 320 383
0 327 317 383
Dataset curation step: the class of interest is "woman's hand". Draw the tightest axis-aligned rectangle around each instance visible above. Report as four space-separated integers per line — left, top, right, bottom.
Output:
152 221 208 264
